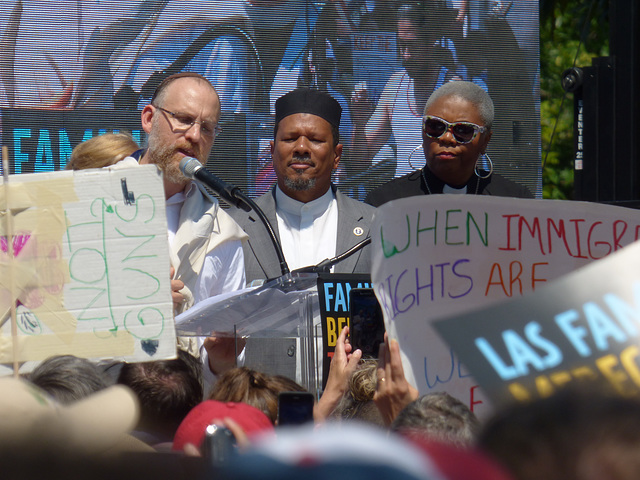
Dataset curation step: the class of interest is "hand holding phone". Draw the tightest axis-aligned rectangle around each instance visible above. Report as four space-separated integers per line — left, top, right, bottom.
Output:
201 423 236 464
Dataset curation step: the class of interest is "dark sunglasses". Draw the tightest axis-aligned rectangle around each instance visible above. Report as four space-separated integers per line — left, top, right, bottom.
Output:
422 116 487 144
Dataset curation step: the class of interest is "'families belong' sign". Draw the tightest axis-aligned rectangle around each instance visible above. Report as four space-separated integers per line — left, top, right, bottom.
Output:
371 195 640 418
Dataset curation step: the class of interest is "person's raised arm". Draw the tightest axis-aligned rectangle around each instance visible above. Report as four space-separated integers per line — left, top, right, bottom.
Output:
314 326 362 422
373 333 419 426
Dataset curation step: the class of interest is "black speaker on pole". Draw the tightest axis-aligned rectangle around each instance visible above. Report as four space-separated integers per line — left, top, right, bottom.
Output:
568 0 640 208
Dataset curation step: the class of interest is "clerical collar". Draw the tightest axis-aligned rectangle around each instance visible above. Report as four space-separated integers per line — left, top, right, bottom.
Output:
275 186 335 216
443 183 468 194
422 166 477 195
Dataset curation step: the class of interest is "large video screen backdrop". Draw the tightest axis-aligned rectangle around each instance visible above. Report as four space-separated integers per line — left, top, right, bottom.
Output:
0 0 540 200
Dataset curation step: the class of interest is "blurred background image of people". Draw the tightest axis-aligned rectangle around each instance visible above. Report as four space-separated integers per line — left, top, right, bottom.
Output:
0 0 540 198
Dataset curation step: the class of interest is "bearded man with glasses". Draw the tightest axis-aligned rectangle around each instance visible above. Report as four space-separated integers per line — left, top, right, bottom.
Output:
119 72 248 382
365 81 533 207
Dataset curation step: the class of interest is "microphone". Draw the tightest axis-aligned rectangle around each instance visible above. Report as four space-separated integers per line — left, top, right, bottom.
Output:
180 157 290 276
179 157 252 212
292 237 372 274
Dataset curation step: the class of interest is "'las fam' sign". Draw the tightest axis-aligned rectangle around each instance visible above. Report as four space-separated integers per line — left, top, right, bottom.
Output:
435 239 640 405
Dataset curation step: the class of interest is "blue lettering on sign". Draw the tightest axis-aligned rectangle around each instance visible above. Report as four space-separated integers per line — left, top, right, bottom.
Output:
474 321 563 381
525 321 563 368
555 309 590 356
473 284 640 383
376 259 473 319
322 282 352 313
324 281 372 313
503 330 547 377
583 301 628 351
11 127 144 172
475 337 518 380
554 285 640 357
59 129 73 169
35 129 55 171
604 288 640 337
323 282 335 312
335 283 348 312
13 128 31 174
423 348 471 389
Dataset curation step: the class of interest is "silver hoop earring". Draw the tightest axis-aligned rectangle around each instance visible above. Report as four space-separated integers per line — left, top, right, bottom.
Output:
475 153 493 179
408 144 423 170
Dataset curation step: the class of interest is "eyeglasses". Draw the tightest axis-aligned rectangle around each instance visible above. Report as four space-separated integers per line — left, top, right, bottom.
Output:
422 116 486 144
154 105 222 138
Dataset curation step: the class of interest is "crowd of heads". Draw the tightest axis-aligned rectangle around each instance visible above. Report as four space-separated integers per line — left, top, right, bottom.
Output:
208 366 307 425
8 350 640 480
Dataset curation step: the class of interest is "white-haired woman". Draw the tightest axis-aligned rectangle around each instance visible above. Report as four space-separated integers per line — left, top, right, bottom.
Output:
366 81 533 206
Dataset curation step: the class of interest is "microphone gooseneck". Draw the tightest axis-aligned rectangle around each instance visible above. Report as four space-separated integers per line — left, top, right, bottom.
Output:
180 157 252 212
292 237 372 274
179 157 290 276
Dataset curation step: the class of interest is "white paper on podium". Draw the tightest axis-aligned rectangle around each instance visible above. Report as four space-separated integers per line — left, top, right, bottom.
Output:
175 273 320 338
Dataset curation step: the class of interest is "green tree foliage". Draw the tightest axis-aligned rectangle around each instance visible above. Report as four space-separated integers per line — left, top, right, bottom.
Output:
539 0 609 199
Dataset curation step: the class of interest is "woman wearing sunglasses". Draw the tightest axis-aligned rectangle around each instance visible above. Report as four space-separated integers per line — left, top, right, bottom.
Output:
365 81 533 207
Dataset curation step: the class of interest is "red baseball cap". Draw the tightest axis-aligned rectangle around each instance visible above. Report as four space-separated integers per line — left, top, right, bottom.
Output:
173 400 274 451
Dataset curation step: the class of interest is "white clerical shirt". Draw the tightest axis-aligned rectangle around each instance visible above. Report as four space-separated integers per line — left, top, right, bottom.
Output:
275 186 339 271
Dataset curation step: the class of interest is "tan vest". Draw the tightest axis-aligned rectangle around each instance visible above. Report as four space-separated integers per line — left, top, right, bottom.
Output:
171 185 247 356
170 184 247 313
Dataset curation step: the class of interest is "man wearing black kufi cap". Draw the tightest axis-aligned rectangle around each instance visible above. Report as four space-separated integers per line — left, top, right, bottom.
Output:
230 88 374 283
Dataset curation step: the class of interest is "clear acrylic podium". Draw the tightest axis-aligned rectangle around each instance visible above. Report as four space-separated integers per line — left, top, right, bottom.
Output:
175 272 322 396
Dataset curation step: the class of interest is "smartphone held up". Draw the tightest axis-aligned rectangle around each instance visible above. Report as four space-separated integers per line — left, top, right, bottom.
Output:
277 392 315 427
349 288 386 358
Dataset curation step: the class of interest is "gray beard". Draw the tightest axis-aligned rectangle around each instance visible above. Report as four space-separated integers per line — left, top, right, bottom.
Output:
284 177 316 191
146 132 187 185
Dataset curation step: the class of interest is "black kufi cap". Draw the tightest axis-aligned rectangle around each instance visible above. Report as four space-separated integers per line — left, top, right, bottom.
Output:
275 88 342 128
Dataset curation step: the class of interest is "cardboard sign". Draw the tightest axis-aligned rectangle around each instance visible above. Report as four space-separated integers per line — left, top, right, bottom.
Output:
434 239 640 406
0 165 175 373
371 195 640 418
317 273 372 388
